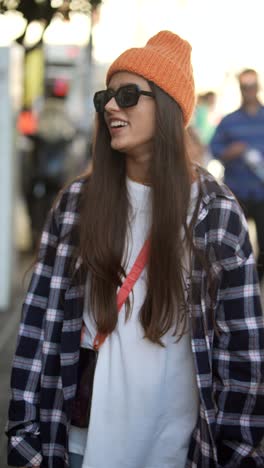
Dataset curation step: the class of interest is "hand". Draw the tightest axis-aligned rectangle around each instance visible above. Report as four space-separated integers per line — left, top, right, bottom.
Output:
222 142 247 161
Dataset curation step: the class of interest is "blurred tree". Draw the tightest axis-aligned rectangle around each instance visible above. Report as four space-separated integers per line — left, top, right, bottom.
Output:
0 0 102 50
0 0 102 108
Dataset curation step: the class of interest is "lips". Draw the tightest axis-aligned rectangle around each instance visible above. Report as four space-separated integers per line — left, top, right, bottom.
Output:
107 118 129 137
110 120 128 128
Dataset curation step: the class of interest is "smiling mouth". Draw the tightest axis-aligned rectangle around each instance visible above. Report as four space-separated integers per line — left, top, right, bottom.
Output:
109 120 128 129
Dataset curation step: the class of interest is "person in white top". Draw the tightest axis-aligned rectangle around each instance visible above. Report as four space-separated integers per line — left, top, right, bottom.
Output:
66 30 264 468
7 31 264 468
67 31 200 468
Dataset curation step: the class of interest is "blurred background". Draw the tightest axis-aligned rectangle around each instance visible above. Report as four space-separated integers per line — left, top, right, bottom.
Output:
1 0 264 463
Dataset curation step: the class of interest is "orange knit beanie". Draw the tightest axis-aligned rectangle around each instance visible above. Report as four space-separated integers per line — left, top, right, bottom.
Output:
106 30 195 127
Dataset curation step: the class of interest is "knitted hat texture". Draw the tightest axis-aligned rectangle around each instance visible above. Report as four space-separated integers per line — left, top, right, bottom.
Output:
106 30 195 126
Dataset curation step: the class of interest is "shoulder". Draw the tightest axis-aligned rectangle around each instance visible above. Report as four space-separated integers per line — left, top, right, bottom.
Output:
217 108 243 127
259 105 264 116
196 167 252 268
57 175 87 207
197 165 235 202
52 176 89 230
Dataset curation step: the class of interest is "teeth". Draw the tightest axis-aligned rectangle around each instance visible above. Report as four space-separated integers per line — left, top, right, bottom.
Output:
110 121 128 128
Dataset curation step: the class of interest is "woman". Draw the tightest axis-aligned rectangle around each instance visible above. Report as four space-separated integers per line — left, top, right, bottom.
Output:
6 31 264 468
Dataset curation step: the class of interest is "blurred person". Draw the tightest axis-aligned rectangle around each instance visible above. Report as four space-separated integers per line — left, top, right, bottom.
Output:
193 91 217 145
6 32 264 468
17 106 38 136
16 106 38 236
37 78 75 144
21 79 77 250
210 68 264 283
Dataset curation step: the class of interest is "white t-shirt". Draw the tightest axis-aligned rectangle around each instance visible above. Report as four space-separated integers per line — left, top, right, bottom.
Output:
69 178 199 468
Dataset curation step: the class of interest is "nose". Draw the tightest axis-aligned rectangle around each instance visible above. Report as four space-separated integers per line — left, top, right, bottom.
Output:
104 95 120 112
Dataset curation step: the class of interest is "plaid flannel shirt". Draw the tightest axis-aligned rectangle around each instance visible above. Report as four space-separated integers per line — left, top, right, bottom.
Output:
6 169 264 467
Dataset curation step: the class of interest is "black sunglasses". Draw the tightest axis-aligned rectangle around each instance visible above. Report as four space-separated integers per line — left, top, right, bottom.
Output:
93 84 154 113
240 82 258 90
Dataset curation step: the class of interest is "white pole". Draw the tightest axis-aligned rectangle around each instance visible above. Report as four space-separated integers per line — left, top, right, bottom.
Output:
0 46 14 311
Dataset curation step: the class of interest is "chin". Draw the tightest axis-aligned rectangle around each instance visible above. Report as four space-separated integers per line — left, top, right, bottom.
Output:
110 139 127 152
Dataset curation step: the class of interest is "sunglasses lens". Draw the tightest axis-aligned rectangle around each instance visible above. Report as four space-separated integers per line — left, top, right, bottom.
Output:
94 85 141 112
94 91 106 112
117 85 139 108
240 83 257 90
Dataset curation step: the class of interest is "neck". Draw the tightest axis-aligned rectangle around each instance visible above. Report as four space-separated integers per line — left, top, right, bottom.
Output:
126 153 152 186
128 174 152 186
243 100 260 115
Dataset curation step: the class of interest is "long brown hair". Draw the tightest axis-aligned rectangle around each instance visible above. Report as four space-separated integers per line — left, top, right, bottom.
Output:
78 82 195 345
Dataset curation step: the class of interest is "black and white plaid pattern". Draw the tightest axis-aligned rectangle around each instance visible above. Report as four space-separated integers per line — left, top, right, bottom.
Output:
6 169 264 467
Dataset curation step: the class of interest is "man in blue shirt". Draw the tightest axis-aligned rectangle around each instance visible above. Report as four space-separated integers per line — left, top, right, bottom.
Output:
210 69 264 283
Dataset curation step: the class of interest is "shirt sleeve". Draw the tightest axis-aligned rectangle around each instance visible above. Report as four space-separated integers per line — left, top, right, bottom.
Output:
6 200 62 467
212 202 264 466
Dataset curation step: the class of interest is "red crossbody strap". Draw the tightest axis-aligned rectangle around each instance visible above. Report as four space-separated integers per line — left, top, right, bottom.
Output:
93 238 150 350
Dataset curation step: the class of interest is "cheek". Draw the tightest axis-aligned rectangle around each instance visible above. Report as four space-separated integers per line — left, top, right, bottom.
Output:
136 109 155 139
133 122 153 144
145 114 155 140
146 103 156 137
